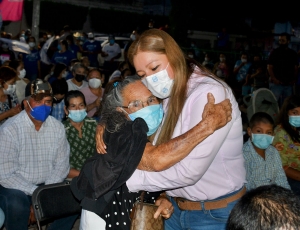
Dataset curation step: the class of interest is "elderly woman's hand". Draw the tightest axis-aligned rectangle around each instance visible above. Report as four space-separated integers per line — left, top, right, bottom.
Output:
96 124 107 154
154 194 174 219
202 93 232 131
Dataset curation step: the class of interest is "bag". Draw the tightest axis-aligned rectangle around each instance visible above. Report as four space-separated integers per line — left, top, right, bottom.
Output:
130 192 164 230
243 88 279 122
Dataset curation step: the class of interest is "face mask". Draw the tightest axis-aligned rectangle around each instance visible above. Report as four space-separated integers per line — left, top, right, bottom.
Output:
28 42 35 48
2 44 8 49
75 74 85 82
57 44 61 51
62 71 68 78
188 54 194 58
88 78 101 89
216 70 223 77
289 116 300 128
220 57 225 62
130 34 136 41
79 41 83 45
127 104 164 136
205 58 209 61
19 69 26 79
251 133 274 150
26 100 52 122
3 83 16 95
241 58 247 63
109 39 115 45
68 109 87 122
47 35 51 38
141 63 174 99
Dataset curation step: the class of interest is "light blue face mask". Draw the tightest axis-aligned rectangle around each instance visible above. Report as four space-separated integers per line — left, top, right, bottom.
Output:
68 109 87 122
289 116 300 128
251 133 274 150
126 104 164 136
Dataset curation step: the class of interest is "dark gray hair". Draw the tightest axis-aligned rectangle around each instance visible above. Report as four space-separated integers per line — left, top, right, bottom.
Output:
72 62 87 74
100 75 141 133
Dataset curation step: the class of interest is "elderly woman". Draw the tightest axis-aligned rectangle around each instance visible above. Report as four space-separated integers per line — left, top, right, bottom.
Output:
96 29 245 229
0 66 21 125
72 75 232 229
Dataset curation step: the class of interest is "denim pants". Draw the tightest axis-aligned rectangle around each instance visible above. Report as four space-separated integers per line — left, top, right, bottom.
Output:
165 187 244 230
0 185 78 230
269 83 293 107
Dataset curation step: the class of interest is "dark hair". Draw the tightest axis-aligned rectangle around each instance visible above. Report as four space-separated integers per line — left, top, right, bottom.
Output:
87 68 102 78
64 90 86 108
0 66 17 86
60 39 69 51
227 185 300 230
66 34 74 45
53 62 67 78
118 61 128 71
51 79 68 95
279 32 291 41
8 59 22 71
277 95 300 143
249 112 275 129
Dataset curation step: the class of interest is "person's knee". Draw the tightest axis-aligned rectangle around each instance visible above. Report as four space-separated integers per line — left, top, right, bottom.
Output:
0 189 30 215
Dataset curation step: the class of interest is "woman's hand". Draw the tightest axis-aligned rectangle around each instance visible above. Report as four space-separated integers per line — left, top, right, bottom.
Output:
154 195 174 219
202 93 232 131
96 124 107 154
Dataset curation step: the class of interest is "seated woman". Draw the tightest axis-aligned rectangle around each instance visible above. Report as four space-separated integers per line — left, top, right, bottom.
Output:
63 90 97 179
0 66 21 126
71 75 232 229
273 95 300 196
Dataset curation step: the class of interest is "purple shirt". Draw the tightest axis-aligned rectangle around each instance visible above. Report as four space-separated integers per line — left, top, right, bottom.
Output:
80 86 104 118
126 68 246 201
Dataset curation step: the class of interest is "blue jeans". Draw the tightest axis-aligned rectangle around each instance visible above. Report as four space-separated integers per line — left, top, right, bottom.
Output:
0 207 5 228
0 185 78 230
165 187 244 230
269 83 293 107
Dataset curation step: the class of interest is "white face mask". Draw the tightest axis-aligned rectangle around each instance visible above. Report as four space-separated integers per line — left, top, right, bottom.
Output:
216 70 223 77
188 54 194 58
241 58 247 63
220 57 225 62
3 83 16 95
19 69 26 79
88 78 102 89
130 34 136 41
28 42 35 48
62 71 68 78
141 63 173 99
205 57 209 61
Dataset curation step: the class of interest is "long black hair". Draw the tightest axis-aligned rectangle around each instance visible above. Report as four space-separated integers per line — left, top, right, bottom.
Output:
277 95 300 143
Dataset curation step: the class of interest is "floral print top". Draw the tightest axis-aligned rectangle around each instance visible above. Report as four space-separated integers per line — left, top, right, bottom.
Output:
273 125 300 171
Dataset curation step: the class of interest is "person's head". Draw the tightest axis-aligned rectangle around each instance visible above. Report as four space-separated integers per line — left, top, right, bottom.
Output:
63 25 70 33
72 62 87 83
66 34 74 45
69 58 79 71
8 60 26 79
278 32 290 49
118 61 129 71
227 184 300 230
187 50 195 59
88 32 94 41
0 66 18 95
28 36 36 49
24 79 53 123
108 35 115 45
58 39 68 52
219 53 226 62
51 79 68 104
81 56 90 68
101 75 163 136
127 28 192 144
241 52 248 63
278 95 300 143
53 62 67 79
64 90 87 123
253 54 261 62
247 112 275 150
204 53 211 61
87 68 104 89
120 68 132 80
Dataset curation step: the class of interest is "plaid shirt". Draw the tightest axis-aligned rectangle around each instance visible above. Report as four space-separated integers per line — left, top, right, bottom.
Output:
50 99 65 122
0 111 70 195
243 139 290 191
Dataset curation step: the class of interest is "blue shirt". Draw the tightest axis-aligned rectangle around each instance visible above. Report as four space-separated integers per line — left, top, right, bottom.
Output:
50 100 65 122
243 139 290 191
51 50 76 66
22 49 40 76
82 40 101 63
234 60 252 82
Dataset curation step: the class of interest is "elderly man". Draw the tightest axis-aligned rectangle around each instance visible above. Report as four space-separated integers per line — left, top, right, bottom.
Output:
0 79 77 229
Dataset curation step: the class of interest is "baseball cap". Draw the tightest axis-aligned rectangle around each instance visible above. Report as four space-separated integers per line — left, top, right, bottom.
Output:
25 79 53 101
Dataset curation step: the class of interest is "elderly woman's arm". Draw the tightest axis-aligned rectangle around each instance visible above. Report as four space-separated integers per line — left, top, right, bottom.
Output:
96 93 232 171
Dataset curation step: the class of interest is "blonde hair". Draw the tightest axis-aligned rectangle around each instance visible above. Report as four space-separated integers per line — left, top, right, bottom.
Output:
128 29 193 145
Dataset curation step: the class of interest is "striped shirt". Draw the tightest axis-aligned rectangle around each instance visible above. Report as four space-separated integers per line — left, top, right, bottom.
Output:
0 110 70 195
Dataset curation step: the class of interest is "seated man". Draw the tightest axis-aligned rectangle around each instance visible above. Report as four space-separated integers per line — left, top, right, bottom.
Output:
0 79 77 229
227 184 300 230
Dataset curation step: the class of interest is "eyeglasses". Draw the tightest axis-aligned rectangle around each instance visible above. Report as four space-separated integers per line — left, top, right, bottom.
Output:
122 96 159 113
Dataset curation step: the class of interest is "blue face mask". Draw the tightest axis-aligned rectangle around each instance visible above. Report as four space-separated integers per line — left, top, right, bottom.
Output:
27 101 52 122
57 44 61 51
68 109 87 122
109 39 115 45
289 116 300 128
251 133 274 150
127 104 163 136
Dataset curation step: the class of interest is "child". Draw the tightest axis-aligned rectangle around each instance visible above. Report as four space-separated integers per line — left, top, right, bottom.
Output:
243 112 290 191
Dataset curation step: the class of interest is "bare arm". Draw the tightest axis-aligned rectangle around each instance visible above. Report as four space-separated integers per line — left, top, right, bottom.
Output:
67 168 80 178
267 64 282 85
285 167 300 181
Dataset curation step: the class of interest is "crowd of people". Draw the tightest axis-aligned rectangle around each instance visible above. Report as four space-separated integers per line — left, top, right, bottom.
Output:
0 24 299 230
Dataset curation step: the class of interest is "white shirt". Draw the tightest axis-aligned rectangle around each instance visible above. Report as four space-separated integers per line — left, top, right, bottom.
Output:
102 43 121 62
67 79 88 91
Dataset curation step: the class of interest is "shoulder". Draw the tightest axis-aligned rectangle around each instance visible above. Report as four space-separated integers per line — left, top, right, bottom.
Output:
46 116 65 130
